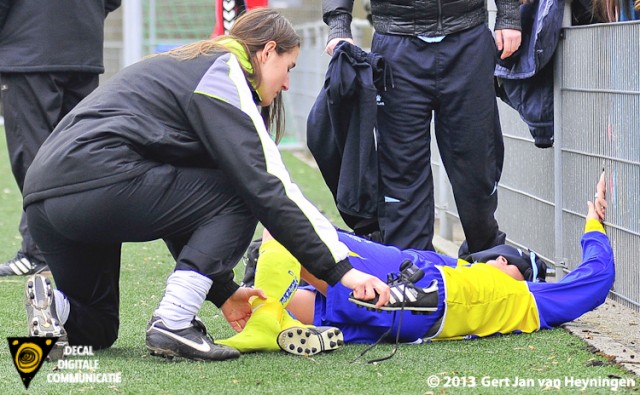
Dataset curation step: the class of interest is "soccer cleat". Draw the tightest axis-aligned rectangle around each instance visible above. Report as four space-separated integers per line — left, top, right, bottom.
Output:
25 274 68 361
146 316 240 361
277 326 344 356
1 252 49 276
348 260 439 314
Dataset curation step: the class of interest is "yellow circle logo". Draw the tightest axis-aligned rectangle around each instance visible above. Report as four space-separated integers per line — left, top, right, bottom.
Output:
14 342 43 374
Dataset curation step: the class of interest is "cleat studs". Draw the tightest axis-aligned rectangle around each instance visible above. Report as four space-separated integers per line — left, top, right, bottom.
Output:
305 349 310 354
312 347 318 353
297 347 303 353
289 344 295 351
45 278 51 285
287 332 293 338
33 329 39 335
300 339 306 344
296 329 303 335
304 331 310 337
330 341 336 347
337 340 344 346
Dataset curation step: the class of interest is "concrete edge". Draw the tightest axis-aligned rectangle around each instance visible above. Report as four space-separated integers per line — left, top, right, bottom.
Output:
563 322 640 376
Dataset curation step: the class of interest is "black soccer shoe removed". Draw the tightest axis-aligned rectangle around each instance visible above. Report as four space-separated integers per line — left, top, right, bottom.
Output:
348 260 439 314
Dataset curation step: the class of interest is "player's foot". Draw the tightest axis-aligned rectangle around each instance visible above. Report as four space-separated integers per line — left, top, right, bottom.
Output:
2 252 48 276
277 326 343 356
349 260 439 314
25 274 67 361
146 316 240 361
217 303 282 353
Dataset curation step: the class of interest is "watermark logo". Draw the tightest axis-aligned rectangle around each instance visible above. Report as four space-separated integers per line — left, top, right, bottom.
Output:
7 336 57 389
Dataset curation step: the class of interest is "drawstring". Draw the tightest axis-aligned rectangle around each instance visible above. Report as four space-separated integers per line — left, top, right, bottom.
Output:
351 276 408 364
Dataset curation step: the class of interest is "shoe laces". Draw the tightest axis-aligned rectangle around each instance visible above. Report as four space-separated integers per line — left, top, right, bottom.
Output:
191 317 216 344
352 260 420 364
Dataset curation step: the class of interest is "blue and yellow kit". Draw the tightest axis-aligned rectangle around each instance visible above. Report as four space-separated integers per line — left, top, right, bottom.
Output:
309 219 614 343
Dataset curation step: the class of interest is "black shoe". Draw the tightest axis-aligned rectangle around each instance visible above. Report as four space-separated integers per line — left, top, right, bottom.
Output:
25 274 68 361
348 260 439 314
277 326 344 356
0 252 48 276
146 316 240 361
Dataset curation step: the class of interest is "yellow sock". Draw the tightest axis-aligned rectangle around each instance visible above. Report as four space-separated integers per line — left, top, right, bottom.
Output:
281 310 313 330
217 301 283 352
218 240 308 352
253 239 301 309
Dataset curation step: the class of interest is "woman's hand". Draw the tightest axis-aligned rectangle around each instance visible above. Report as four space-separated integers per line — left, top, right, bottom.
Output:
339 268 390 308
220 287 266 332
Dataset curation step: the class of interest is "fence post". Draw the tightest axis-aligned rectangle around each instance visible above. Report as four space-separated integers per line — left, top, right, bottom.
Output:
123 0 144 67
552 1 574 281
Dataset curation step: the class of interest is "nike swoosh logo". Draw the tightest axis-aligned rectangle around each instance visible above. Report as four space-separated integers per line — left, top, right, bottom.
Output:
151 326 212 353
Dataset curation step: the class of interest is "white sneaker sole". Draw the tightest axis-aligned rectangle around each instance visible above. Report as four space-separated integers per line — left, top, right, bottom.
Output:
277 326 344 356
25 274 67 360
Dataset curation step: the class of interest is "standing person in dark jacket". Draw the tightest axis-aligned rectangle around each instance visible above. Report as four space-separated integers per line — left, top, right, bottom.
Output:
322 0 522 256
0 0 121 276
21 8 389 362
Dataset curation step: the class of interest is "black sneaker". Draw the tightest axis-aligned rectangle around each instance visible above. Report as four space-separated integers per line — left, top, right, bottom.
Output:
1 252 48 276
348 260 439 314
25 274 68 361
277 326 344 356
146 316 240 361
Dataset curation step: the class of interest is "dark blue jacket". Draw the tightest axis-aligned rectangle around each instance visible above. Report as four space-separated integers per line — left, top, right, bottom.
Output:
0 0 121 73
307 42 391 233
494 0 565 148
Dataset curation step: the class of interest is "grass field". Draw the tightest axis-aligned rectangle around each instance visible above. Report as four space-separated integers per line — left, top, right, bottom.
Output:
0 129 637 394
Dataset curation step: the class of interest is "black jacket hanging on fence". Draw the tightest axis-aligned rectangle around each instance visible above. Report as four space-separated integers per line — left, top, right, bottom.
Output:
307 41 390 233
494 0 565 148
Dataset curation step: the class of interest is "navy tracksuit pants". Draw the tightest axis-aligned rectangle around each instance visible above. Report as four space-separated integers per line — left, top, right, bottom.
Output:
26 165 257 348
1 72 99 262
374 24 506 254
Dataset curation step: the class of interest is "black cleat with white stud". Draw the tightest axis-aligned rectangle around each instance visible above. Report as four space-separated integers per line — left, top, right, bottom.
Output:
277 326 344 356
348 260 439 314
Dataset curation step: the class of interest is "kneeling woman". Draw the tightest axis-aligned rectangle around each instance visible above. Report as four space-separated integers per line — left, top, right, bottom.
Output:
22 8 389 362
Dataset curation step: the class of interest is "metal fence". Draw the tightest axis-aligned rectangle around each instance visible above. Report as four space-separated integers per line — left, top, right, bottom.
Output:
289 19 640 312
103 5 639 311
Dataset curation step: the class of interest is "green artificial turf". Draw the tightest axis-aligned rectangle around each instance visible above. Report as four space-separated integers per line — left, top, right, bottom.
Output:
0 130 637 394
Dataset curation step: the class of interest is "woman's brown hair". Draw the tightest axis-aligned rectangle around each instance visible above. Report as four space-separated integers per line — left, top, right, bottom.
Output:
165 8 300 143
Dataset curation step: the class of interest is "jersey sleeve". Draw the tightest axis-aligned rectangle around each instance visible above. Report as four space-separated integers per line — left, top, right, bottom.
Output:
528 220 614 328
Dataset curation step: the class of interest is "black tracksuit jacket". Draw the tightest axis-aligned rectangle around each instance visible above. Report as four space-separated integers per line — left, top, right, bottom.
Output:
23 48 353 286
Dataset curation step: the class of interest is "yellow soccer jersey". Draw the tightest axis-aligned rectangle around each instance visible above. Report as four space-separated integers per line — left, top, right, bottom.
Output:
434 263 540 340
